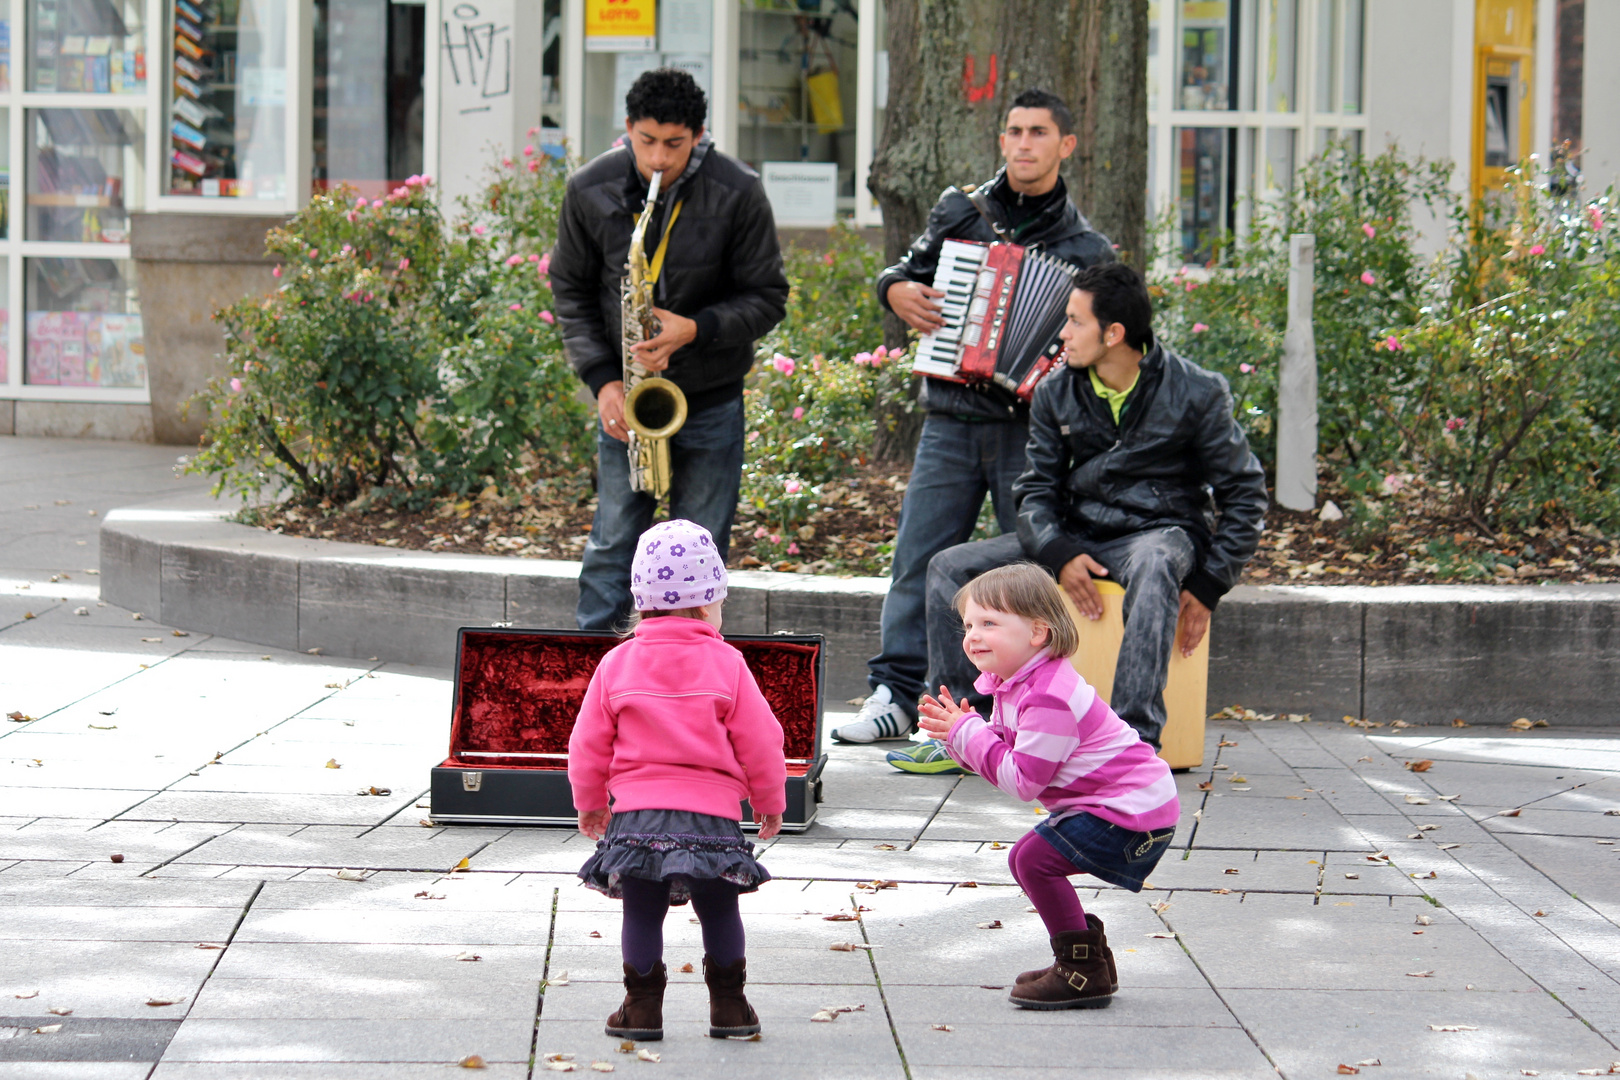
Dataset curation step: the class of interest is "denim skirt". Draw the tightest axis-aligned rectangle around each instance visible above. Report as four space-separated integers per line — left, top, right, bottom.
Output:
577 808 771 905
1033 812 1176 892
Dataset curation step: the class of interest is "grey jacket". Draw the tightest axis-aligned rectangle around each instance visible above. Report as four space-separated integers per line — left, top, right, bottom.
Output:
1014 339 1268 609
875 168 1115 421
551 135 789 414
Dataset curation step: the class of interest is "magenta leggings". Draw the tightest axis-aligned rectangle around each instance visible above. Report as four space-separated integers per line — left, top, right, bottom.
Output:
1008 830 1089 936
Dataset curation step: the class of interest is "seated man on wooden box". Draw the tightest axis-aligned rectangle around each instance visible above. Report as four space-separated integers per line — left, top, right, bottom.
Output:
923 262 1268 749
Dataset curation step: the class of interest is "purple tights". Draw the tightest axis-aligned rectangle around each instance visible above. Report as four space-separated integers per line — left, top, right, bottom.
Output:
1008 831 1089 936
620 876 745 975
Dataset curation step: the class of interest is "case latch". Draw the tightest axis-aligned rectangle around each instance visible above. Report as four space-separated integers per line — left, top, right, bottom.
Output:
462 771 483 792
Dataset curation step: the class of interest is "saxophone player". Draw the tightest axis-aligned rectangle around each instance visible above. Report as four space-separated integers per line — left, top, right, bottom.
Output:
553 68 789 631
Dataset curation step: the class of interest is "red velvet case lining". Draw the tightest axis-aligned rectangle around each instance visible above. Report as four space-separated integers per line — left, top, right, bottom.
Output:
443 630 821 772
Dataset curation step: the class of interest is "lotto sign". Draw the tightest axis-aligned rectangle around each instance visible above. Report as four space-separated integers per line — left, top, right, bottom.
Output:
586 0 657 52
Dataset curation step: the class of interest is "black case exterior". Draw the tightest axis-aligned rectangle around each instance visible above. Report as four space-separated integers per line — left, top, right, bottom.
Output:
430 627 827 831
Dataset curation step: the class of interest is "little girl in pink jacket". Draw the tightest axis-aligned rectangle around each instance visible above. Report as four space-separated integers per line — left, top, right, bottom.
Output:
569 519 786 1044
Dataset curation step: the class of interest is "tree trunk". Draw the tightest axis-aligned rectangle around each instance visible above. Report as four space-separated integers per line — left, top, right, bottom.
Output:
865 0 1148 465
869 0 1149 268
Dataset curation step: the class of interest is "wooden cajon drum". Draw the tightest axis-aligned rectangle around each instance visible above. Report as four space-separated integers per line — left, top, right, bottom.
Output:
1059 580 1207 770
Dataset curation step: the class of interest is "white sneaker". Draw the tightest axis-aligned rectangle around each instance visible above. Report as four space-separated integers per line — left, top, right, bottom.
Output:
831 685 915 744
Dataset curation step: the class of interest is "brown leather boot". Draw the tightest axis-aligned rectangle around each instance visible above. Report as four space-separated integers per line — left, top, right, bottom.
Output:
605 961 666 1040
703 956 761 1038
1008 928 1113 1010
1015 915 1117 991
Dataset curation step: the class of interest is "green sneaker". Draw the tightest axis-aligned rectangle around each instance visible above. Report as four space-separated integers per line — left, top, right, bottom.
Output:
885 739 967 775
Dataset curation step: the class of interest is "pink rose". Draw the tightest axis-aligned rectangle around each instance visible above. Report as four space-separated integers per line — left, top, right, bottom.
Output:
1192 322 1209 333
771 354 796 376
787 542 801 555
398 257 410 272
1591 206 1606 231
854 351 873 366
505 254 524 266
753 526 767 539
355 196 368 208
747 430 760 442
406 174 421 186
391 186 409 200
341 244 352 255
473 225 487 236
538 254 551 276
874 345 888 359
1360 270 1376 286
509 303 522 312
1238 363 1254 374
308 248 319 258
1383 473 1406 494
792 407 804 420
272 265 282 278
770 534 781 544
528 126 540 137
1384 336 1403 351
527 160 540 173
539 311 554 324
229 378 242 393
422 175 433 185
1445 417 1466 432
1529 244 1545 256
822 252 835 266
784 480 802 495
1362 223 1376 239
1185 281 1198 292
502 157 514 169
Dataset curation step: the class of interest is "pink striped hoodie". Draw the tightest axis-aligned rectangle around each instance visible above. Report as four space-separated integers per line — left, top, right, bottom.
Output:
945 651 1180 832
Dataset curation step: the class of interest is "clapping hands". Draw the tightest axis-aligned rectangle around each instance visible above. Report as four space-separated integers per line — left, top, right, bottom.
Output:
917 685 970 738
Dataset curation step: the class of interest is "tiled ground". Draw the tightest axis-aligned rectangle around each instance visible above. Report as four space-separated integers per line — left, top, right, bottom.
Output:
3 436 1620 1078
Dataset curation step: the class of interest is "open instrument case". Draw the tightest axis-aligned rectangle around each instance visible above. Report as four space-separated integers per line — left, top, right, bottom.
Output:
429 627 827 831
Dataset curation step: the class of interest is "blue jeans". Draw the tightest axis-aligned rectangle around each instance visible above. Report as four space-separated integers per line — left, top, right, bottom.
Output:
926 526 1196 747
576 397 745 631
1034 812 1176 893
866 415 1029 719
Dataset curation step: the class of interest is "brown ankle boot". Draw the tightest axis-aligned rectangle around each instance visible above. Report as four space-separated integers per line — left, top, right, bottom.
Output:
703 956 761 1038
1015 915 1117 991
1008 928 1113 1010
605 961 666 1040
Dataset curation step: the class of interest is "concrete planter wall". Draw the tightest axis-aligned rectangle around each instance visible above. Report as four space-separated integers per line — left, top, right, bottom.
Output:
101 507 1620 727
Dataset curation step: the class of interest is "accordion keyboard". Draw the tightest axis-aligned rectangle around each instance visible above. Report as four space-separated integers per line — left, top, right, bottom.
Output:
911 239 989 378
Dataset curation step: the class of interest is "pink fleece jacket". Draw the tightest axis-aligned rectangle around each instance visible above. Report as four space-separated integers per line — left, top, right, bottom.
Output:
568 618 788 819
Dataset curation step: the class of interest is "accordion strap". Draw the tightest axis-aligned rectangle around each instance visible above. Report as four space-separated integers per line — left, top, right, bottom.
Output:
965 185 1015 243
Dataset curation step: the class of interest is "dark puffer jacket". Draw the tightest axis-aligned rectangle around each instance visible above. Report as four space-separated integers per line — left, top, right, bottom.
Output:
876 167 1115 421
551 135 789 415
1013 339 1268 610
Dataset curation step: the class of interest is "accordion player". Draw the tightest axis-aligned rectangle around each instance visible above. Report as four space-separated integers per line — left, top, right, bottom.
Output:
910 238 1078 403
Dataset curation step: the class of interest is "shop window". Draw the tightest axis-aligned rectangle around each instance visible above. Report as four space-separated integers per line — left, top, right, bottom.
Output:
165 0 290 199
0 11 11 90
1340 0 1363 112
582 0 714 162
1148 1 1160 112
1263 126 1295 192
27 109 144 244
313 0 426 199
1264 0 1298 112
0 112 10 239
1178 0 1235 111
29 0 146 95
24 257 143 390
540 0 564 156
1178 127 1233 263
0 263 9 385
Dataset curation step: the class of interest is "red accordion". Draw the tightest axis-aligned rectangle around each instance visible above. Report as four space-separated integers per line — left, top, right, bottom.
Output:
910 239 1076 402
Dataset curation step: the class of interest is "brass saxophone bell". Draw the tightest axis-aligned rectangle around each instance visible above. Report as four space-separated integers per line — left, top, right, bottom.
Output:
623 376 688 441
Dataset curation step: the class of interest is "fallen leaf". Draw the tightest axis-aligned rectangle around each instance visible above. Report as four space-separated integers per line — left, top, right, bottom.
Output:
823 914 859 922
334 867 369 882
13 991 38 999
1452 717 1470 727
48 1007 71 1016
89 724 116 730
1344 873 1360 879
1405 760 1434 772
987 842 1006 850
458 1055 487 1069
957 881 978 888
33 1024 62 1034
809 1004 865 1022
1211 888 1232 894
454 952 481 961
542 1062 576 1073
873 843 896 850
1404 795 1430 805
109 854 124 864
617 1041 636 1053
1223 868 1240 875
420 819 437 828
1229 775 1248 783
591 1065 615 1074
1498 808 1523 817
172 630 190 637
678 963 693 973
1427 1024 1478 1031
1355 1060 1381 1067
931 1023 954 1032
1438 843 1461 850
6 711 34 723
73 606 88 616
140 637 162 643
1406 970 1435 978
588 930 601 939
145 997 185 1007
452 857 471 871
1337 1067 1360 1076
195 943 224 950
1218 739 1239 747
976 920 1003 929
828 942 878 951
1437 794 1460 801
1147 932 1176 939
1152 901 1171 914
1416 915 1433 926
1534 910 1548 917
325 758 342 769
636 1049 661 1062
1197 781 1213 791
1520 1071 1540 1076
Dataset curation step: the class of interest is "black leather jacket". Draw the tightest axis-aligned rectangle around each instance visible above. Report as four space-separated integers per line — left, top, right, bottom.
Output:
1013 339 1268 609
876 168 1115 421
552 135 789 414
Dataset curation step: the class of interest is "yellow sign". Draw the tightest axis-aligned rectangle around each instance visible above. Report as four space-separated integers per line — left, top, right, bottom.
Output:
586 0 658 52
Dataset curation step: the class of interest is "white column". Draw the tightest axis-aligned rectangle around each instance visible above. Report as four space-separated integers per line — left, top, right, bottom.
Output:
564 0 586 160
1448 0 1476 196
709 0 738 154
1531 0 1555 160
1275 233 1318 512
853 0 878 227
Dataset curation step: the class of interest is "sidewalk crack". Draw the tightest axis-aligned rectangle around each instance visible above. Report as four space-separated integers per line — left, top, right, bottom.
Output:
906 773 962 851
857 893 910 1080
527 886 560 1080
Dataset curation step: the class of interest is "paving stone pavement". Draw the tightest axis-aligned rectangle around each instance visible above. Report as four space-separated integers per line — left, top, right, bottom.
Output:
4 436 1620 1079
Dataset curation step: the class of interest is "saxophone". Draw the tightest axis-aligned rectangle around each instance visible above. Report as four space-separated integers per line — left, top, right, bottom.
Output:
621 169 688 499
